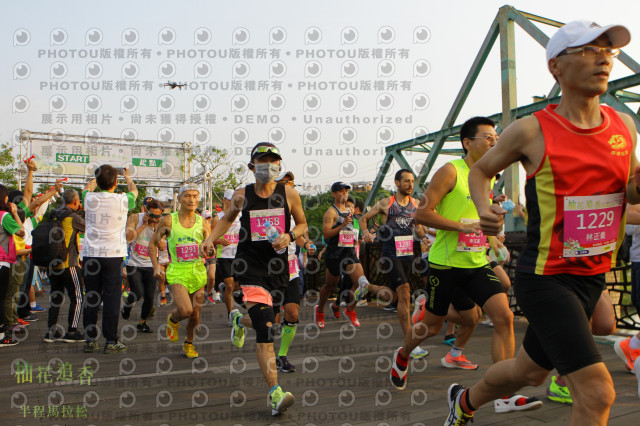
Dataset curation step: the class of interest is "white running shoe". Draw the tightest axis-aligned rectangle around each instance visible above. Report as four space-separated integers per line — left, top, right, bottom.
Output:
410 346 429 359
494 394 542 413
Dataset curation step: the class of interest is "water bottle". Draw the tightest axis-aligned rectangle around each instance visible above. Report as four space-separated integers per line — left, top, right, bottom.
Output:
264 221 286 254
502 199 515 212
344 213 353 231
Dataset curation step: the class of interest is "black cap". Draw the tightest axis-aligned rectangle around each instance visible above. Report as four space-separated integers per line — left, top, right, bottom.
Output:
250 142 282 161
331 182 351 192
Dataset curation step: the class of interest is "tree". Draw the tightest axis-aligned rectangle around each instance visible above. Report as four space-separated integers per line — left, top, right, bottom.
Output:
188 144 245 207
0 142 19 188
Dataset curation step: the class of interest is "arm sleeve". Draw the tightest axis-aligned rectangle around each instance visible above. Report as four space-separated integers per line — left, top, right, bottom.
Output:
2 213 21 235
126 192 136 210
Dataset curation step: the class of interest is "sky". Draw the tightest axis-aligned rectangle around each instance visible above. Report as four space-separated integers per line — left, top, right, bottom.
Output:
1 0 639 198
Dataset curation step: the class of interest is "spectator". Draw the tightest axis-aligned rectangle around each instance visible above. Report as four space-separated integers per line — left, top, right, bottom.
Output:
0 184 25 346
44 189 86 343
82 166 138 354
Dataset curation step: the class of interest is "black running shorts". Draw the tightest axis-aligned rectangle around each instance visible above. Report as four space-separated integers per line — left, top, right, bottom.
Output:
425 262 505 316
515 271 605 375
325 252 360 277
379 257 414 291
217 258 234 280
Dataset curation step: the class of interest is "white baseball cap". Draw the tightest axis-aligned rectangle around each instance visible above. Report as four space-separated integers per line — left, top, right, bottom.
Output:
223 189 235 200
546 20 631 62
202 210 212 219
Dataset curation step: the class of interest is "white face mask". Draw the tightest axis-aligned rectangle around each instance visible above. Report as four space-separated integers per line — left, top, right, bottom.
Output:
254 162 280 183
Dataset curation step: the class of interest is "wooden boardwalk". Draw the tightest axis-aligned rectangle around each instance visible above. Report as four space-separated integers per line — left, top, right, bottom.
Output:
1 295 639 425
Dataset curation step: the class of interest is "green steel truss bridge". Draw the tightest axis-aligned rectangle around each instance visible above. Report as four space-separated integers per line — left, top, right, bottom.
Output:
365 5 640 209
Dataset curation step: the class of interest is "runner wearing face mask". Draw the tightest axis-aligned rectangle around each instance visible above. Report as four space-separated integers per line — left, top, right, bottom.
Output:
201 142 307 416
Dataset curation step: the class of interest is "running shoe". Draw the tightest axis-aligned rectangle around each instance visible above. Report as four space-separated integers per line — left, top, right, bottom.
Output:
83 341 99 353
104 341 127 354
121 306 131 320
22 315 38 322
410 346 429 359
227 313 233 327
183 342 199 358
212 292 221 302
0 335 18 347
614 337 640 372
313 305 325 328
480 317 494 327
412 294 426 324
445 384 474 425
276 356 296 373
344 308 360 327
43 330 62 343
17 318 30 326
160 296 167 306
354 279 369 301
230 309 245 348
441 353 479 370
137 322 152 333
268 386 294 416
330 302 341 319
61 331 84 343
390 347 408 390
31 303 46 312
383 304 397 313
166 314 179 342
443 334 456 346
494 394 542 413
205 293 215 304
546 375 572 404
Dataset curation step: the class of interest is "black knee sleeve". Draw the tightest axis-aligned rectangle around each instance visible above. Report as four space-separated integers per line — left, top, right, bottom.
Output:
248 304 276 343
282 319 299 327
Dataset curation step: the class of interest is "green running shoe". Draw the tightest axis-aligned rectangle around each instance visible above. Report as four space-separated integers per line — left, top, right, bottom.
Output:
268 385 294 416
547 375 572 404
229 309 245 348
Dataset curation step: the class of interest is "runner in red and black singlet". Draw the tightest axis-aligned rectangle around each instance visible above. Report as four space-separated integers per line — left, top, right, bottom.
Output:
446 21 637 426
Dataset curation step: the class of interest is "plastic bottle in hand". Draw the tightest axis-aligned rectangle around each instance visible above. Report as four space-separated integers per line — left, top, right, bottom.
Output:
502 199 515 212
344 213 353 231
264 221 286 254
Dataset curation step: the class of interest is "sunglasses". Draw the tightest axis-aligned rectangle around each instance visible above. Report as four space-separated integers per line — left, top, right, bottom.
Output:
251 146 281 157
148 213 162 219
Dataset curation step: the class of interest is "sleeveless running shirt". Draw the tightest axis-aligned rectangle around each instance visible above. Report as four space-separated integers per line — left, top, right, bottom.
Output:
325 205 356 260
518 104 631 276
380 195 417 259
235 183 291 279
216 210 241 259
128 213 155 268
429 159 493 268
166 212 207 292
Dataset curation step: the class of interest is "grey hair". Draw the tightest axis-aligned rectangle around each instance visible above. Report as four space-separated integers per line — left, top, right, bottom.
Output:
62 189 79 205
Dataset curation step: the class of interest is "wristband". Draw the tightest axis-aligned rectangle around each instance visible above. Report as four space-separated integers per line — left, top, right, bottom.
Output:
489 261 499 269
288 231 296 242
